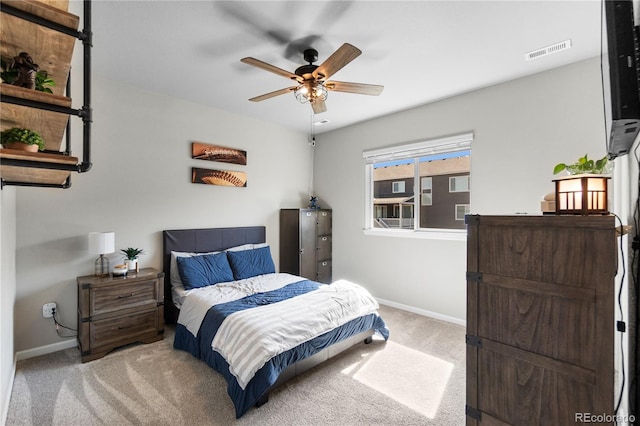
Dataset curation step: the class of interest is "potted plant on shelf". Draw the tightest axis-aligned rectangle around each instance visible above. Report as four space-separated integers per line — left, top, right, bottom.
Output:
0 53 55 92
552 153 611 215
553 154 609 175
0 127 45 152
121 247 144 272
34 70 55 93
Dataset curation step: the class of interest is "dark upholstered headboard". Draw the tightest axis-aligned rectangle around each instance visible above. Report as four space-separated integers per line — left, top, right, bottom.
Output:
162 226 266 323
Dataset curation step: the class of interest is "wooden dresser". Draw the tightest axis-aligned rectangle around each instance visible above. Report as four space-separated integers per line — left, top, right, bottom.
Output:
77 268 164 362
466 215 616 425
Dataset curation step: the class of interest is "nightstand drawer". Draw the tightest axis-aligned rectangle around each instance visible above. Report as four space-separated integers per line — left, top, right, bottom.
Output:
90 310 157 349
91 280 158 316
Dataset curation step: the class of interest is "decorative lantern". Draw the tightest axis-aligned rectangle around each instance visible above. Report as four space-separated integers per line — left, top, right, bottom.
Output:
553 174 610 215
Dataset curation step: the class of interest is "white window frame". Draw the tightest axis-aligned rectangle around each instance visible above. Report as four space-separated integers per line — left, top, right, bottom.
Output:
421 177 433 206
363 132 473 241
449 175 470 193
455 204 470 221
392 181 405 193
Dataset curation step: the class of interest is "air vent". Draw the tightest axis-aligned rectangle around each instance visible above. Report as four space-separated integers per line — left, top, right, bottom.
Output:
525 39 572 61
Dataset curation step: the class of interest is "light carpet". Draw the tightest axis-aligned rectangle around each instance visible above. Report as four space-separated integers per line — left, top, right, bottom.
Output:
6 304 466 425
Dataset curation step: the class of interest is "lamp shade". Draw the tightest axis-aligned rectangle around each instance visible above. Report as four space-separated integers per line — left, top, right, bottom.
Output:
553 174 610 215
88 232 115 254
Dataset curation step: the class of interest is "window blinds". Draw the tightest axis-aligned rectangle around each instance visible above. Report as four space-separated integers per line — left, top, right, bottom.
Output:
362 132 473 164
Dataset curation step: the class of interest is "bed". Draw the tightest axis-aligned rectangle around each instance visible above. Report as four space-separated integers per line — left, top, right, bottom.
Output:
162 226 389 418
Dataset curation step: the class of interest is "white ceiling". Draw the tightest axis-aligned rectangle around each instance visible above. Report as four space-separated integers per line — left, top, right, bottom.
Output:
91 1 603 135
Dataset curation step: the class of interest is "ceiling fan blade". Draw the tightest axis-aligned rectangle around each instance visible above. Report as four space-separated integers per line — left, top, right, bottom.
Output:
241 57 300 81
249 86 297 102
311 100 327 114
325 80 384 96
313 43 361 80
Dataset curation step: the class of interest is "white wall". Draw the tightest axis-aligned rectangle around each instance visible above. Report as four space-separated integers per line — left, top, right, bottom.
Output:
313 57 605 322
13 75 312 353
9 56 608 349
0 187 16 425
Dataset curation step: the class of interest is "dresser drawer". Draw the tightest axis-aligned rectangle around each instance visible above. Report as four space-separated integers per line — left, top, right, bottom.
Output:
316 235 331 261
316 259 332 284
90 310 158 349
91 280 158 316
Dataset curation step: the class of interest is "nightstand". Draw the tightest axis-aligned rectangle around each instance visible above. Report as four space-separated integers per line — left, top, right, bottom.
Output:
77 268 164 362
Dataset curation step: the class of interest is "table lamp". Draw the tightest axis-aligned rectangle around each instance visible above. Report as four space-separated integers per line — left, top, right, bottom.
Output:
88 232 115 277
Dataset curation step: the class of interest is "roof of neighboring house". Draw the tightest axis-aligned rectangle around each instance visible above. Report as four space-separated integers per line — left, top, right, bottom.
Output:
374 156 470 181
373 197 414 204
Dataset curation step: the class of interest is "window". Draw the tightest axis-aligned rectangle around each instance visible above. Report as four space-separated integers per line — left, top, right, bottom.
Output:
455 204 470 220
421 177 432 206
392 181 405 193
363 132 473 237
450 175 470 193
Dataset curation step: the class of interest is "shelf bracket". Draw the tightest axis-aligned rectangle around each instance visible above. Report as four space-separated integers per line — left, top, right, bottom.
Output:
79 105 93 123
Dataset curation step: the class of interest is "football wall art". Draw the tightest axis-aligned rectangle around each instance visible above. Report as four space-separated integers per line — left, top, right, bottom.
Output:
192 142 247 165
192 167 247 187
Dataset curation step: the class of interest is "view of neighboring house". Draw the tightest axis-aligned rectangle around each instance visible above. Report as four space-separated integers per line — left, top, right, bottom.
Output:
373 153 470 229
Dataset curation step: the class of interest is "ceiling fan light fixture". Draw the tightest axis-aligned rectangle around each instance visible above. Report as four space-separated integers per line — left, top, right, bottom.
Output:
294 82 328 104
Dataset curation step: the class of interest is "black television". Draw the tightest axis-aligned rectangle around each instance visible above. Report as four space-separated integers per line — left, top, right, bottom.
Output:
604 0 640 159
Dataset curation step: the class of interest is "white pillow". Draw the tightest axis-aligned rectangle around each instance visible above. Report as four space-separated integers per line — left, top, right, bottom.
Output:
225 242 268 252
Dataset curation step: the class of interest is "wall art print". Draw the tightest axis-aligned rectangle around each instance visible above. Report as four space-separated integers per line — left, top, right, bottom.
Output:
192 167 247 187
192 142 247 165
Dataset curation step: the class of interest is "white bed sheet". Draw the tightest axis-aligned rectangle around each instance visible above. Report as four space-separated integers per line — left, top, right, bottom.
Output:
212 279 380 389
177 273 303 336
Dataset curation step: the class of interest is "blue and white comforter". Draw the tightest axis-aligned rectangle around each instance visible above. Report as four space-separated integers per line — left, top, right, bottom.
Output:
173 273 389 417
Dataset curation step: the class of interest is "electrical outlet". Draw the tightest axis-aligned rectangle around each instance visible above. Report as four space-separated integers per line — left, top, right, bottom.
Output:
42 302 56 318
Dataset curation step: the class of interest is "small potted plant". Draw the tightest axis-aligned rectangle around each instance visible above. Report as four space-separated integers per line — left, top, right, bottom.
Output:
0 127 45 152
553 154 609 175
34 70 55 93
121 247 144 271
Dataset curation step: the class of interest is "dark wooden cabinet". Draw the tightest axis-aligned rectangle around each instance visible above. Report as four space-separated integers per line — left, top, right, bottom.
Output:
280 208 332 283
77 268 164 362
465 215 616 425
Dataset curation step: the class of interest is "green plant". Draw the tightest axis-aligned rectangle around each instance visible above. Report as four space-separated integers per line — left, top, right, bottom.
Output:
553 154 609 175
1 58 55 93
0 127 45 151
34 70 55 93
120 247 144 260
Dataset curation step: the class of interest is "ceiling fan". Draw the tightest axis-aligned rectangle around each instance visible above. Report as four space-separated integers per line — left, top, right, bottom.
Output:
241 43 383 114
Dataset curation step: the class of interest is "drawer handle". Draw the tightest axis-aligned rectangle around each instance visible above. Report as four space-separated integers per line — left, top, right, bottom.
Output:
117 293 135 299
322 261 328 266
322 212 327 216
321 237 328 241
118 323 134 330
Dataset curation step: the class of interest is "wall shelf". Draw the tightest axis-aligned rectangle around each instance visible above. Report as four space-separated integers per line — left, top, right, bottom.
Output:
0 0 92 189
0 148 78 186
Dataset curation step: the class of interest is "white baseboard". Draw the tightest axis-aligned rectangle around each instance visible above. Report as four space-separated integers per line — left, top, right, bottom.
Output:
377 298 466 327
1 355 17 426
15 339 77 362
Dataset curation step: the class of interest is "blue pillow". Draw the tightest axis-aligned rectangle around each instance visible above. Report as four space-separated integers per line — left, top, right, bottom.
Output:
176 252 234 290
226 246 276 280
